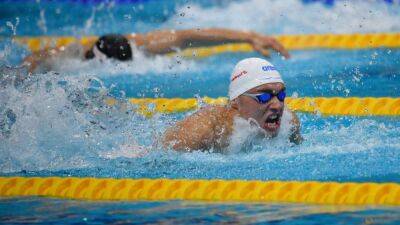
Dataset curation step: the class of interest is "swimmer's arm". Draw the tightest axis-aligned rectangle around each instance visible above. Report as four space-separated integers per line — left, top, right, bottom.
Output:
163 108 216 151
133 28 289 58
22 42 93 73
288 109 303 145
22 48 61 73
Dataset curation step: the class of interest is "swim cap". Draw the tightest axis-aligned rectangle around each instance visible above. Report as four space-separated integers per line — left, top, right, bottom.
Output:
85 34 132 61
228 58 284 100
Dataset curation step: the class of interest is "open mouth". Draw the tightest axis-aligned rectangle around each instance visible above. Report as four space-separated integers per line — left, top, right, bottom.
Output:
263 114 281 132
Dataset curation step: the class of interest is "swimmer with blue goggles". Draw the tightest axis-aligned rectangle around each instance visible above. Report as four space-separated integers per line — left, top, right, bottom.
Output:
164 58 302 152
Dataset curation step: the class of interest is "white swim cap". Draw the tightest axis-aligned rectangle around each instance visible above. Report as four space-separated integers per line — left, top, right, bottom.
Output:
228 58 284 100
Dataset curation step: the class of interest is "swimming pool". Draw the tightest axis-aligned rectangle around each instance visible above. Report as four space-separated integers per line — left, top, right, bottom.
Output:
1 0 400 224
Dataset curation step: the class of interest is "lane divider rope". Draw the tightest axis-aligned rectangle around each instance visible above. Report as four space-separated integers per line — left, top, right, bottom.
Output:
1 177 399 205
9 33 400 56
117 97 400 116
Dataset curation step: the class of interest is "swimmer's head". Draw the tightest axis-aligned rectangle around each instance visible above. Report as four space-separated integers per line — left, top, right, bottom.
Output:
229 58 285 136
85 34 132 61
229 58 284 100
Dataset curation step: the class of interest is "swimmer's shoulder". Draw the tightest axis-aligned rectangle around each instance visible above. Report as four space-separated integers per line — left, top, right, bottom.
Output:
198 104 237 133
197 104 235 119
163 105 236 151
176 104 235 133
210 105 237 149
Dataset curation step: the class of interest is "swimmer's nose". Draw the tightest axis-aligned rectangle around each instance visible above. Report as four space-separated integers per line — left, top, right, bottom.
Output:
268 96 284 112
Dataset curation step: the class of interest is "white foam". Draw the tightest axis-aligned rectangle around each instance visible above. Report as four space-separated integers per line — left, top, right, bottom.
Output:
38 44 199 76
0 69 147 172
1 1 399 176
100 142 149 159
226 109 294 154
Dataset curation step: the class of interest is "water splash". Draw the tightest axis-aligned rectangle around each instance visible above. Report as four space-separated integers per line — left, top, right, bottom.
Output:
5 18 19 36
37 10 47 34
33 45 199 76
162 0 400 34
0 66 151 173
0 66 399 180
0 0 399 181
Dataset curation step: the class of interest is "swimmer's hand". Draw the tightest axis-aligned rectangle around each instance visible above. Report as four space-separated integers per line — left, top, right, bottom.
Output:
250 34 290 59
289 129 303 145
288 109 303 145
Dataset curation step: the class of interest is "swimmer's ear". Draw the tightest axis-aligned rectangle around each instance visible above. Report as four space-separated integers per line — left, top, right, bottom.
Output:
230 99 239 109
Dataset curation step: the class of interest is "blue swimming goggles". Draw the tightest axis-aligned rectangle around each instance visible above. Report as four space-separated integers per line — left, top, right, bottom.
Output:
242 90 286 104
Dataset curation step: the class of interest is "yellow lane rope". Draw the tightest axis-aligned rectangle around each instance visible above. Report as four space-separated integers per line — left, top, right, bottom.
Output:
1 177 399 205
9 33 400 56
123 97 400 116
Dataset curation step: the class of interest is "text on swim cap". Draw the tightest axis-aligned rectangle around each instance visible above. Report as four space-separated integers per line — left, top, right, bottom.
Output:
231 70 247 81
262 65 276 71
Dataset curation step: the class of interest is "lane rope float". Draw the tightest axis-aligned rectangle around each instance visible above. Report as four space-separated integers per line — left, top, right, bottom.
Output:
8 33 400 56
116 97 400 117
1 177 399 205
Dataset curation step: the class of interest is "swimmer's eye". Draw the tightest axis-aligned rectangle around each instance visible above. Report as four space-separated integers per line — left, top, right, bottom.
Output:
242 90 286 104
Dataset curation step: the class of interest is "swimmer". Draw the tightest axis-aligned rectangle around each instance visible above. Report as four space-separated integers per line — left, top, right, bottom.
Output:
22 28 290 72
163 57 302 152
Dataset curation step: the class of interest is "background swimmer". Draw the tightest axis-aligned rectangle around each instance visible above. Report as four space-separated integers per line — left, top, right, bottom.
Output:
22 28 290 73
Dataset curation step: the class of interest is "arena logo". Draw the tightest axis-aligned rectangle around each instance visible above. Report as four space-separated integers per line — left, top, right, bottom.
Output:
231 70 247 81
262 65 276 71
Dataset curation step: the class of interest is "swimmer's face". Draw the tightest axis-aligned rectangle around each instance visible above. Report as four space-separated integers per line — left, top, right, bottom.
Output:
233 82 285 137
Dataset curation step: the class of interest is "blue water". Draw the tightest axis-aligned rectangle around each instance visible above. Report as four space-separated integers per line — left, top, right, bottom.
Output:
1 0 400 224
105 49 400 98
0 198 400 224
1 197 400 225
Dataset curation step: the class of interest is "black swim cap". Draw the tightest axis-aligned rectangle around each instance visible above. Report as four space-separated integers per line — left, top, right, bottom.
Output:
85 34 132 61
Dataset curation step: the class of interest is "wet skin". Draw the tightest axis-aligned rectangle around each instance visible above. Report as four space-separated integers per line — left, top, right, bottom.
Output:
231 82 285 137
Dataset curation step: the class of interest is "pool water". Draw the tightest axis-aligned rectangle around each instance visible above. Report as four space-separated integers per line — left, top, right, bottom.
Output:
1 198 400 224
1 0 400 224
